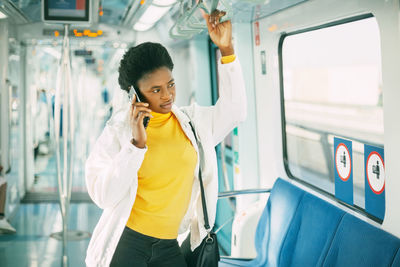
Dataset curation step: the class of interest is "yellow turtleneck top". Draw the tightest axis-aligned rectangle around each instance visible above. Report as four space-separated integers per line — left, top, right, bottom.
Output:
126 111 197 239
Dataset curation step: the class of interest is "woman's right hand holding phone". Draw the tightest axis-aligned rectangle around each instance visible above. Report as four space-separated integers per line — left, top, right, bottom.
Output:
129 94 152 148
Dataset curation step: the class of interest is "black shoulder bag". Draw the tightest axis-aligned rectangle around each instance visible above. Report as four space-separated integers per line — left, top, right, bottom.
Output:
180 121 220 267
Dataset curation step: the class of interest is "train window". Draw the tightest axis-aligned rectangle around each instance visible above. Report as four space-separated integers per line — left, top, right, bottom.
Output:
280 16 383 211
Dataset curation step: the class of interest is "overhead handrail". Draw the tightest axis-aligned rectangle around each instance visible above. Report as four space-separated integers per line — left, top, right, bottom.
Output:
186 15 207 29
169 0 196 39
182 0 208 30
169 0 233 39
184 0 234 31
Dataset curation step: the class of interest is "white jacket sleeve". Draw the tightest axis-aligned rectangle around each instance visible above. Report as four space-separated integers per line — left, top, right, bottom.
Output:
189 58 247 147
85 123 147 209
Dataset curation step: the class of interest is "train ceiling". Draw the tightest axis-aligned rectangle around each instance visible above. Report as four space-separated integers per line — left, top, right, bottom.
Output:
1 0 307 26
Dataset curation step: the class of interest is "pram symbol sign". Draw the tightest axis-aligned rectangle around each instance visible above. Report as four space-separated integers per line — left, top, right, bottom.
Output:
335 143 351 181
366 151 385 194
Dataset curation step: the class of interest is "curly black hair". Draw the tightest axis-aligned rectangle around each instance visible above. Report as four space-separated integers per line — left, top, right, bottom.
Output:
118 42 174 97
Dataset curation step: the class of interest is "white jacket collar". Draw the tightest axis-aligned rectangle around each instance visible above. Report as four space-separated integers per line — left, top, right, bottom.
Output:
171 104 191 125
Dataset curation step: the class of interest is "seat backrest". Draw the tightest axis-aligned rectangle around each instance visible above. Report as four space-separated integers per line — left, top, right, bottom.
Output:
252 178 304 266
392 248 400 267
279 192 345 267
322 213 400 267
249 178 400 267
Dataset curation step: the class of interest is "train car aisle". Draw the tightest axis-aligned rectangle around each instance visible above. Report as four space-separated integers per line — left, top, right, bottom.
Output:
0 203 101 266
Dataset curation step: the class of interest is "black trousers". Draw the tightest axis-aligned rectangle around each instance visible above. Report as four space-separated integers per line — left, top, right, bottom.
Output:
110 226 187 267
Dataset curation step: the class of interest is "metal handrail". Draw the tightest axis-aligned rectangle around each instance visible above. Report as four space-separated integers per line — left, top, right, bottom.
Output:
169 0 233 39
169 0 196 39
218 188 271 199
187 15 207 29
54 24 74 266
214 188 271 236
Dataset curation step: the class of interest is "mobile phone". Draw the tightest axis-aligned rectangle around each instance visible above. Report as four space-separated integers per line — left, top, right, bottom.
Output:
129 86 150 128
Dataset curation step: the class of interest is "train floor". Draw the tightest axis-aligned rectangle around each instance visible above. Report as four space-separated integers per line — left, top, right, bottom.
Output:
0 202 102 267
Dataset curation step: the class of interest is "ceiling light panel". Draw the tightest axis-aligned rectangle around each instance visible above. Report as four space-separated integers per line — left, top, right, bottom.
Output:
138 5 171 25
152 0 177 6
134 22 153 31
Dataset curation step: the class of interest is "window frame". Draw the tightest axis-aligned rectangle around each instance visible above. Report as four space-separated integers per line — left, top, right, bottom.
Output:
278 13 383 223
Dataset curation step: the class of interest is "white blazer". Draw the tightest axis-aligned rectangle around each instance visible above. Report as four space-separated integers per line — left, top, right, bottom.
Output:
85 58 247 266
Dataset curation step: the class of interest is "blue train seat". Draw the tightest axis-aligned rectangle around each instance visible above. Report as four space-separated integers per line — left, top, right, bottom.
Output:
392 250 400 266
323 214 400 266
219 178 400 267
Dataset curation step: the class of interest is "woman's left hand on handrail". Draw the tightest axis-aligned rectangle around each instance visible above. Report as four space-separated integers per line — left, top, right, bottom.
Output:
203 10 234 56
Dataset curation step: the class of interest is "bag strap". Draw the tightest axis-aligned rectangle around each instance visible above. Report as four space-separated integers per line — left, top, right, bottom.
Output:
188 121 211 231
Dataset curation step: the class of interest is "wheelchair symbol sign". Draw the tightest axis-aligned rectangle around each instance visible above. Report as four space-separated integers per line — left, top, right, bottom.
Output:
366 151 385 194
335 143 351 181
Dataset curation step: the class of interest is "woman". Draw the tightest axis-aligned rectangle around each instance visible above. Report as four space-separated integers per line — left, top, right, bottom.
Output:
85 11 247 267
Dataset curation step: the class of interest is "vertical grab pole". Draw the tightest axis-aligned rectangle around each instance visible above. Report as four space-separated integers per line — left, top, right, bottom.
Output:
52 24 71 267
53 25 62 266
51 23 90 266
66 25 75 242
62 23 70 267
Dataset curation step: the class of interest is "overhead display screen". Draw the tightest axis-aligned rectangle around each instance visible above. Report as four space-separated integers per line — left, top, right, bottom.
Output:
43 0 90 23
